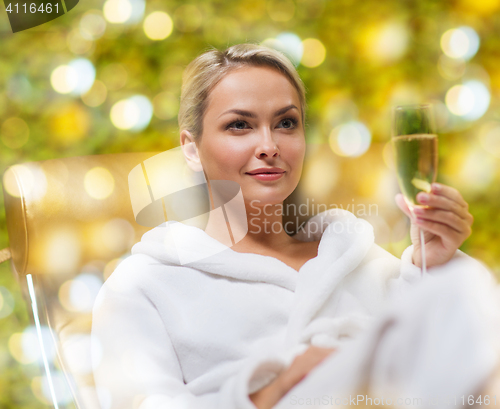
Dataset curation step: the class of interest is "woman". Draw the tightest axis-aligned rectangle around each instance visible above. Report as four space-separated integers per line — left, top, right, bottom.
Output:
91 43 499 409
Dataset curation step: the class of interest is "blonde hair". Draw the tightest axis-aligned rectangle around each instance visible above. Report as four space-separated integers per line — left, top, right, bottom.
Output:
178 43 307 142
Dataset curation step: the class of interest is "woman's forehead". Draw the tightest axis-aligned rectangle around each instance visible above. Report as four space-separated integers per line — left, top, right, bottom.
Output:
206 66 301 114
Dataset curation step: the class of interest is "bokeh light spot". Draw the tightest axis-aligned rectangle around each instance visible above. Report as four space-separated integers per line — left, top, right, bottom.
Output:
3 165 26 198
301 38 326 68
441 26 480 60
9 333 27 363
262 32 303 66
445 84 475 116
110 95 153 131
59 274 103 313
329 121 372 157
80 10 107 41
8 326 56 365
103 0 132 23
68 58 96 96
126 0 146 24
144 11 173 40
111 99 139 130
44 227 81 274
51 65 78 94
445 81 490 120
2 164 47 200
51 59 95 96
367 22 409 63
463 80 490 121
50 103 91 144
84 167 115 200
67 29 94 55
129 95 153 131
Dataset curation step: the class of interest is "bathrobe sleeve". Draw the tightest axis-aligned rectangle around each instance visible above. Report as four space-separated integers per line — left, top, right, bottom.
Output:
91 265 288 409
297 240 498 350
390 244 497 295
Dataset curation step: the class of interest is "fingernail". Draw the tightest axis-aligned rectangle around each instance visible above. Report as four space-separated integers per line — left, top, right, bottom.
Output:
418 193 429 202
413 207 424 214
415 218 424 224
432 183 441 192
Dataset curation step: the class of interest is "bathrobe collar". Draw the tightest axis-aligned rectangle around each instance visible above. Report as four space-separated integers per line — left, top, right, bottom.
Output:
131 209 374 295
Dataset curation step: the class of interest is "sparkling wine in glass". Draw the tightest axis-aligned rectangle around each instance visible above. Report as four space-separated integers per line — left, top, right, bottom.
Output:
392 104 438 275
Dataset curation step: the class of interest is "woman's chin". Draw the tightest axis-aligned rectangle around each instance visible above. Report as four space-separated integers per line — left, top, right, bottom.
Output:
243 196 287 208
240 186 295 208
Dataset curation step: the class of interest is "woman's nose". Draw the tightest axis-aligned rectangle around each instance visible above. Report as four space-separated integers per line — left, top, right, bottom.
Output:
256 128 279 158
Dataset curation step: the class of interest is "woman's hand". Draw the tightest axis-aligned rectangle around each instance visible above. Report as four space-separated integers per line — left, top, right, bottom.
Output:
249 346 336 409
395 182 474 268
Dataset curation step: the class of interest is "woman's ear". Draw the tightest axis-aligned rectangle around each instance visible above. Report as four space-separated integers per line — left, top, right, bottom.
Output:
180 130 203 172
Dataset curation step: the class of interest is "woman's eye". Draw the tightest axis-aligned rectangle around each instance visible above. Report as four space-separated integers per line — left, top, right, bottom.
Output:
278 118 298 129
226 118 298 131
227 120 249 130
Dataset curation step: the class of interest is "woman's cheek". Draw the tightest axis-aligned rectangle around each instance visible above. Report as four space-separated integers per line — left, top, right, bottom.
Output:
213 151 246 178
222 145 253 167
287 141 305 168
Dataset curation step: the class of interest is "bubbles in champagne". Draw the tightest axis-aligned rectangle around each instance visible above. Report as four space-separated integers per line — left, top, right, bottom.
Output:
393 134 438 207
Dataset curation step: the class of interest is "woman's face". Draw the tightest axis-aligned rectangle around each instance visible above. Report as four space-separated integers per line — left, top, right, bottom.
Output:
192 65 305 206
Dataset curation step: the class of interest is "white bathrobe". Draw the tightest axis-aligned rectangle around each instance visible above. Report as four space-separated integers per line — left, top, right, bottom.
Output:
91 209 500 409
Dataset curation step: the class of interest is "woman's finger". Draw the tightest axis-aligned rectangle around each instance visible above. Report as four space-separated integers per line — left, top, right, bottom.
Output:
414 218 468 246
395 193 413 218
413 208 471 234
416 192 470 219
430 183 468 209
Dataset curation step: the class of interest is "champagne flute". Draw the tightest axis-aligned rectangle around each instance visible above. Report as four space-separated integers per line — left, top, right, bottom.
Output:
392 104 438 275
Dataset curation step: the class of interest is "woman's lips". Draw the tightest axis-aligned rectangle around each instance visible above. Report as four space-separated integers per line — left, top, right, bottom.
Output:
246 172 285 181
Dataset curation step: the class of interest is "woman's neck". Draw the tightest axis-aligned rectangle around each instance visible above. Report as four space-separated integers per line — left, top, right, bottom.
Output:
203 199 296 251
243 201 293 247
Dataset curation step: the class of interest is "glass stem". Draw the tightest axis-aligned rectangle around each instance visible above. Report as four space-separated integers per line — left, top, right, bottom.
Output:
419 227 427 276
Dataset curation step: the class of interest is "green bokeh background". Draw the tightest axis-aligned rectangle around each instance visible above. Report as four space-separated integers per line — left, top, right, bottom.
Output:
1 0 500 406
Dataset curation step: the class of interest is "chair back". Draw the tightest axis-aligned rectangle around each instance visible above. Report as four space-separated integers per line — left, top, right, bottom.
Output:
2 152 161 409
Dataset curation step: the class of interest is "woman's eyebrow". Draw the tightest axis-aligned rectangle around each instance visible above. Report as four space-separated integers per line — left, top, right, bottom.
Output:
218 104 299 119
274 104 299 116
